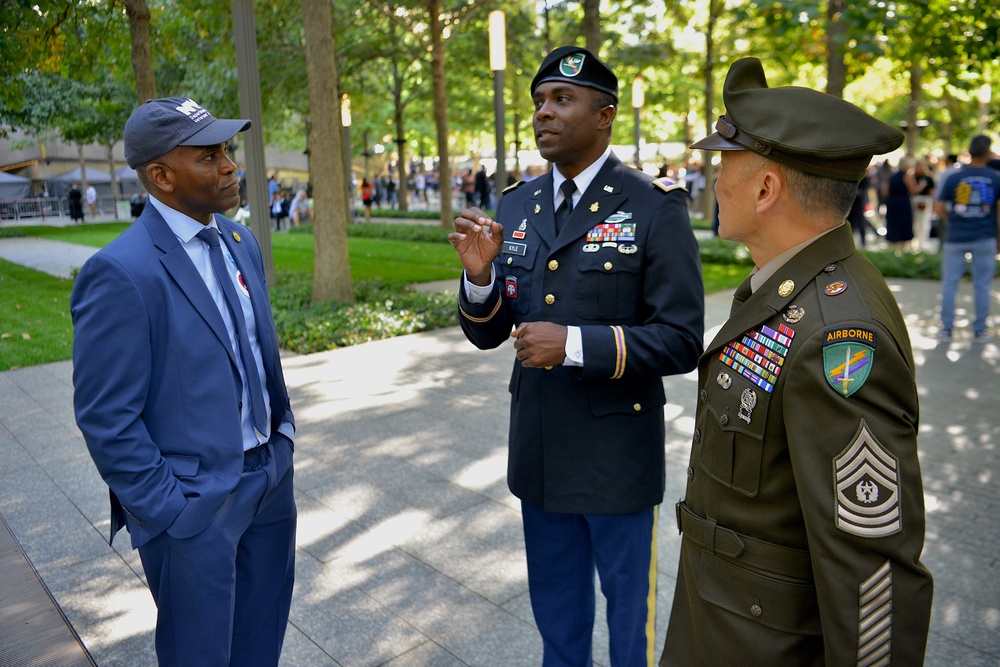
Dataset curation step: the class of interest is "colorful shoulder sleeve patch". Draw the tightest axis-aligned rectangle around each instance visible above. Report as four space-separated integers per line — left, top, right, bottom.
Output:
823 326 876 397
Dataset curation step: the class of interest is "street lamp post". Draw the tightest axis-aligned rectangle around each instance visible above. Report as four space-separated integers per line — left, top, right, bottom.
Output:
489 10 507 195
978 83 992 135
632 76 644 170
341 94 353 220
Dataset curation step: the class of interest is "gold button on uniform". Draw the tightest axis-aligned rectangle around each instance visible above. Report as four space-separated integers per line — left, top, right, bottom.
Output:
604 262 613 271
548 260 559 271
545 294 556 305
633 403 642 412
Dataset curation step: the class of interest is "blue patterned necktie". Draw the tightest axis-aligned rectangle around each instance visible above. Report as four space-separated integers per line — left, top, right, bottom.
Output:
196 227 268 435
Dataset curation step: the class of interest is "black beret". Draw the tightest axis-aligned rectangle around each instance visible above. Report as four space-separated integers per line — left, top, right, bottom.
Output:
691 57 903 182
531 46 618 102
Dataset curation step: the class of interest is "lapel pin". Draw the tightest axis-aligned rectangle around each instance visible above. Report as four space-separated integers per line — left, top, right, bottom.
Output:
717 372 732 389
777 280 794 297
603 185 614 192
783 305 805 323
534 204 540 214
232 231 242 243
590 202 599 212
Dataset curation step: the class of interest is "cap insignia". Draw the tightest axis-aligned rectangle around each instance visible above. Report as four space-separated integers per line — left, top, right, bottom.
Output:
559 54 585 77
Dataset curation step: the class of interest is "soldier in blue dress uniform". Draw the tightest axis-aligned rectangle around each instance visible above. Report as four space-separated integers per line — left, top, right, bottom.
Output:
449 46 704 666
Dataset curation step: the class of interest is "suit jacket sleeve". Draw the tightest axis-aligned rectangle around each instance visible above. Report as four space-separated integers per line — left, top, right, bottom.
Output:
578 188 704 381
72 253 188 540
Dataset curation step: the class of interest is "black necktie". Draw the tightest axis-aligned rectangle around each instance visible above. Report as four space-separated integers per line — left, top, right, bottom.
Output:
196 227 268 435
554 179 576 234
730 274 754 316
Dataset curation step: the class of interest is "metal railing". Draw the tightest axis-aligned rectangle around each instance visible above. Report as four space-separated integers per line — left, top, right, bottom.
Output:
0 195 140 222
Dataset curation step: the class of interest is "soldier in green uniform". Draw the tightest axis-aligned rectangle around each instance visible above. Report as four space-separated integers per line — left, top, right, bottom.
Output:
659 58 933 666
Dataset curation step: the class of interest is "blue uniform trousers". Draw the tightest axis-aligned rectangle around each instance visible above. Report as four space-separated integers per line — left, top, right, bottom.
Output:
522 502 658 667
137 439 296 667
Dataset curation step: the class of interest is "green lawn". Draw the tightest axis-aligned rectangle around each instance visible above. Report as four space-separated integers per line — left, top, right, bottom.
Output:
0 222 745 370
0 258 75 369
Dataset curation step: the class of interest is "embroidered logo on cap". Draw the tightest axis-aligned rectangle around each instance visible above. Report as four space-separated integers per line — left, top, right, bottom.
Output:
174 99 211 123
835 420 900 538
559 54 586 77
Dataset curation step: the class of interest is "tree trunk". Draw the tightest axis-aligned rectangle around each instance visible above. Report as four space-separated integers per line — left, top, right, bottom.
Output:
395 105 409 212
582 0 601 54
78 145 89 211
302 0 354 304
123 0 157 103
430 3 453 229
906 60 922 158
107 145 119 219
825 0 847 97
700 0 718 224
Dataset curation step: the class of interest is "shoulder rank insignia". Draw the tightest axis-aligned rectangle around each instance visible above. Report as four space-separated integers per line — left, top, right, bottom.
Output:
835 420 900 538
823 326 876 397
501 180 525 195
653 177 687 194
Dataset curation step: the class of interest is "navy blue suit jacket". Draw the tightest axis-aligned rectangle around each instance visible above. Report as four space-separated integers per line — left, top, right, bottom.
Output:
72 208 293 548
458 154 704 514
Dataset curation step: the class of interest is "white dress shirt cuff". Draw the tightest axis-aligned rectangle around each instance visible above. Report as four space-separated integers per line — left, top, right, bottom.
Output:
463 266 497 303
564 326 583 367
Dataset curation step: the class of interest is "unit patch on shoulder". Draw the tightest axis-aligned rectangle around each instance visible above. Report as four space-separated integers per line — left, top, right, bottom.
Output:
835 420 900 538
823 326 876 397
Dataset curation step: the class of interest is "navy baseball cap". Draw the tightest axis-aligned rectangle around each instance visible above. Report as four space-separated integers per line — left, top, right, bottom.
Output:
124 97 251 168
531 46 619 102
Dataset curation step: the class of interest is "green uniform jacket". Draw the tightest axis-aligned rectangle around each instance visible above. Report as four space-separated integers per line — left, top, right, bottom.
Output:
662 223 933 666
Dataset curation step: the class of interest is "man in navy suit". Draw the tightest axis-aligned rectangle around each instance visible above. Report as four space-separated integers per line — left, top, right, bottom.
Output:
449 47 704 666
72 98 296 666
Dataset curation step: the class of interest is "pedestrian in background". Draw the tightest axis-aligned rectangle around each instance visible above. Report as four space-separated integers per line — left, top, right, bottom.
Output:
72 97 296 667
450 46 704 666
660 57 933 667
85 183 98 218
883 158 917 249
934 134 1000 342
68 182 84 223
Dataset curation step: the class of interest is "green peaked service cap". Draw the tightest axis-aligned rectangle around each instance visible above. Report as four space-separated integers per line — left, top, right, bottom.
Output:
691 57 903 181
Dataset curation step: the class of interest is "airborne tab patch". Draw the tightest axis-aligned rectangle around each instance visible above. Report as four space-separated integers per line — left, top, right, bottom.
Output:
823 326 875 397
835 420 900 538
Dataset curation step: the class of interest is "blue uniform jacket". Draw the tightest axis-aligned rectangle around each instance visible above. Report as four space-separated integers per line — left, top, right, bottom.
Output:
459 153 704 514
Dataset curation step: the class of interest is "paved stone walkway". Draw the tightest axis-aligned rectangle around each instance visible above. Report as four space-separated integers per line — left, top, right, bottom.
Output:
0 232 997 665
